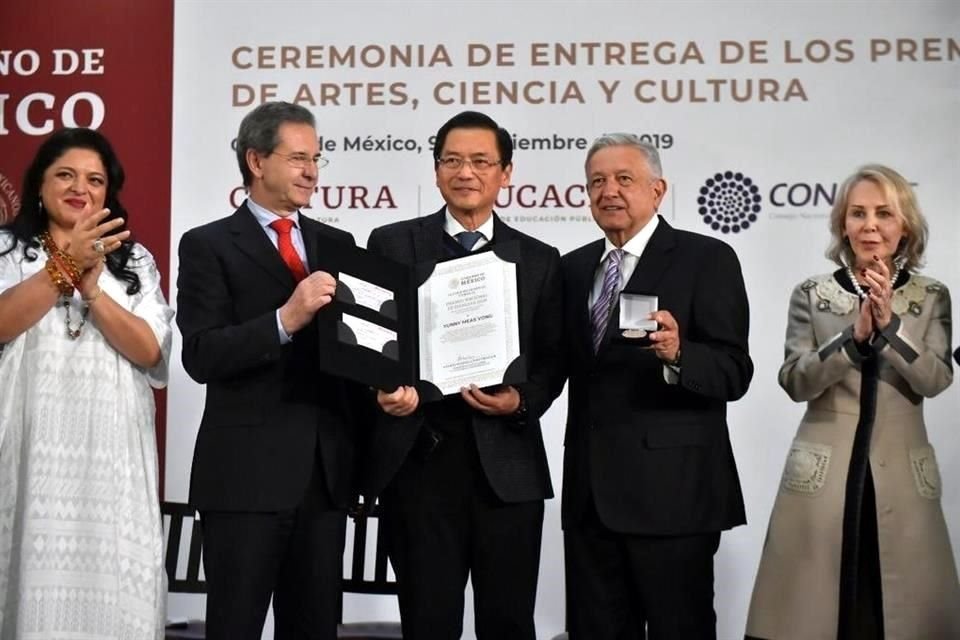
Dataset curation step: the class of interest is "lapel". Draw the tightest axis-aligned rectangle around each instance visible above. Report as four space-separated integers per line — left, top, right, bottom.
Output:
596 217 678 355
491 211 516 245
572 239 606 361
491 212 527 322
300 215 320 273
621 216 677 295
228 202 296 289
411 208 446 264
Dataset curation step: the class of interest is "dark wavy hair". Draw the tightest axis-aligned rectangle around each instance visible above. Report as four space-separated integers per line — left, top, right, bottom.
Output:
0 128 141 294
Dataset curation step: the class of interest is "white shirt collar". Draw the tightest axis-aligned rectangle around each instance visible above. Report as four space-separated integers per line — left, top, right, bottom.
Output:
444 208 495 242
247 197 300 229
600 215 659 262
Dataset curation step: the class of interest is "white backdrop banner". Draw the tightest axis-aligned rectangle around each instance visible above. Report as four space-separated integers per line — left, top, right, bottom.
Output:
168 1 960 637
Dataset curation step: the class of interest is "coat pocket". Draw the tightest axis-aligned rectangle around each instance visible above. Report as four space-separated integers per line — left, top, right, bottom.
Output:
909 445 942 499
781 439 832 496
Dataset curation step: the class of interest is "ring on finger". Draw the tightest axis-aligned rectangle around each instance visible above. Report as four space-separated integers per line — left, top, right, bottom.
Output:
92 239 106 254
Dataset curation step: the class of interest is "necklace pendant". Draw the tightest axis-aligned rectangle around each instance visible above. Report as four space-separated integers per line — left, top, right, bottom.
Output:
62 297 88 340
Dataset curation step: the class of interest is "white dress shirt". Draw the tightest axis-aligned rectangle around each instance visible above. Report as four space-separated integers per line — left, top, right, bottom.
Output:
247 198 309 344
444 208 495 250
588 216 678 382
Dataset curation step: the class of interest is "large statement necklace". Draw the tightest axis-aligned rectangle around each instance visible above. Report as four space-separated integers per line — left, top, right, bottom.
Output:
39 231 89 340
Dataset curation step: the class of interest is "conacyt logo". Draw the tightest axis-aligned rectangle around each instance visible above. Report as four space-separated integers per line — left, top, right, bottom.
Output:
696 171 760 234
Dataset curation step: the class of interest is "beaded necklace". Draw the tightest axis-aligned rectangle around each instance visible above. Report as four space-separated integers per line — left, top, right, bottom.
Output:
842 253 905 300
39 231 89 340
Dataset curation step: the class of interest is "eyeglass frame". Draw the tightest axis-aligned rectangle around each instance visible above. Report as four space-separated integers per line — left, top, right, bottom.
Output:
269 151 330 170
435 156 504 173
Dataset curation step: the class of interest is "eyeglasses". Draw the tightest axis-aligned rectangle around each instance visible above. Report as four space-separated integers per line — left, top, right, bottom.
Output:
271 152 329 170
436 156 502 173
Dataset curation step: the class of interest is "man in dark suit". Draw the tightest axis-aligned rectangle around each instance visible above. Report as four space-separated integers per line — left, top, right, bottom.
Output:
561 134 753 639
365 111 565 640
176 102 361 640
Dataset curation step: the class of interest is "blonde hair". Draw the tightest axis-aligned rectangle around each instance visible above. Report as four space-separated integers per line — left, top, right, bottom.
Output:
826 164 928 272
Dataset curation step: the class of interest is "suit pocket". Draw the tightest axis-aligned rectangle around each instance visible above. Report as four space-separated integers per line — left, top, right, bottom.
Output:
780 439 831 496
909 445 942 499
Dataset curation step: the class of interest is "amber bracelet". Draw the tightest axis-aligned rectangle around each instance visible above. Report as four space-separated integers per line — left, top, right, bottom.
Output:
38 230 82 288
49 250 82 289
58 250 82 285
44 258 75 296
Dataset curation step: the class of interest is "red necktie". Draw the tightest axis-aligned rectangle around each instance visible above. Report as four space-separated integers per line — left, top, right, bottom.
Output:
269 218 308 282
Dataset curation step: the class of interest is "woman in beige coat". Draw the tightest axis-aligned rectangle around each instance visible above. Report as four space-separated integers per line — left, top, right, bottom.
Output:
745 165 960 640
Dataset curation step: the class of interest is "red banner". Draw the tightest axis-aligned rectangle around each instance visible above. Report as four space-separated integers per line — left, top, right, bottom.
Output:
1 0 174 489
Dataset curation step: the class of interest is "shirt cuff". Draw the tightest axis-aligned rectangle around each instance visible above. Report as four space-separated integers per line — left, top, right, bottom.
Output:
276 309 293 344
663 363 680 384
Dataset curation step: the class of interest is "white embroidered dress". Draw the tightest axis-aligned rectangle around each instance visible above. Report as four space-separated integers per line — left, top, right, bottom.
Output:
0 233 173 639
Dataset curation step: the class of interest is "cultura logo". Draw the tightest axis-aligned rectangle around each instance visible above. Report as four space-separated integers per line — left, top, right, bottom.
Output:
697 171 761 234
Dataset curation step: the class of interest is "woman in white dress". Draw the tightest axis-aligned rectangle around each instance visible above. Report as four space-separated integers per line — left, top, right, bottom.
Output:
0 128 173 638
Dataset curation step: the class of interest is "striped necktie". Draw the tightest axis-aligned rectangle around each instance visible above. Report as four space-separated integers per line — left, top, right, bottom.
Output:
590 248 624 352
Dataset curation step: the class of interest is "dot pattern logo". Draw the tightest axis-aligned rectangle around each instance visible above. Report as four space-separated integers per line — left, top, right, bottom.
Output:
697 171 761 234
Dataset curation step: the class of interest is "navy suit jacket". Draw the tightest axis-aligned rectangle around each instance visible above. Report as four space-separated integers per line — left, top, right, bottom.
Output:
363 208 565 503
562 217 752 534
177 203 362 512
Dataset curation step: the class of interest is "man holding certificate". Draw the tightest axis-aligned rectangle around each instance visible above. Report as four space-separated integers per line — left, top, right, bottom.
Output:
561 134 753 639
177 102 363 639
365 111 565 640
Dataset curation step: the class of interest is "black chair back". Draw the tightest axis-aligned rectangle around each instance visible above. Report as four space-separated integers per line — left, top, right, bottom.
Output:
339 497 402 639
342 497 396 595
161 501 207 640
162 501 206 593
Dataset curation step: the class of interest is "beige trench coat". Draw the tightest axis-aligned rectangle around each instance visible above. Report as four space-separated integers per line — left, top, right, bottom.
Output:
746 273 960 640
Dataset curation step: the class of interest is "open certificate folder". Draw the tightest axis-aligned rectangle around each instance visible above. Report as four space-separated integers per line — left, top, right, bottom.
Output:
311 237 525 401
